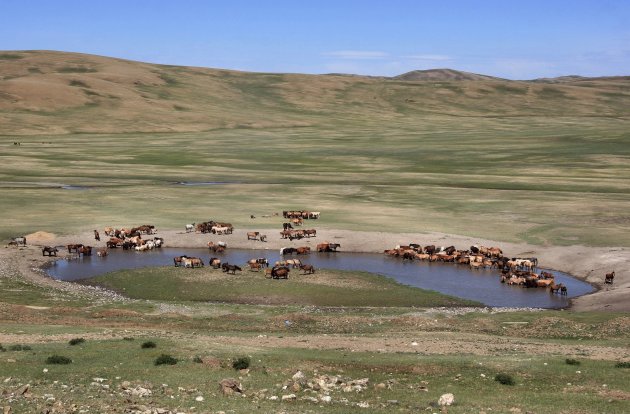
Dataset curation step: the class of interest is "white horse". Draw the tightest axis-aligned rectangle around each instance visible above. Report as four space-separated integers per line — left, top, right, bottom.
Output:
185 223 195 233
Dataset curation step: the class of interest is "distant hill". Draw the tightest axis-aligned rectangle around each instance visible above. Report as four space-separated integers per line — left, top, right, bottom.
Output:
0 50 628 135
394 68 500 81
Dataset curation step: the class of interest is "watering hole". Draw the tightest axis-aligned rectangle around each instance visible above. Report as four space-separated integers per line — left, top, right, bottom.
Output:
46 248 594 308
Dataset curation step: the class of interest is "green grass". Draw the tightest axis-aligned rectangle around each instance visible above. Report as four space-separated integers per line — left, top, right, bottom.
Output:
82 267 478 307
0 338 627 413
1 115 629 246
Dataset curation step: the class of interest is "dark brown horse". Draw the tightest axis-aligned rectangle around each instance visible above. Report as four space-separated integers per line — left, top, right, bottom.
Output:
299 264 315 274
605 271 615 284
42 246 59 256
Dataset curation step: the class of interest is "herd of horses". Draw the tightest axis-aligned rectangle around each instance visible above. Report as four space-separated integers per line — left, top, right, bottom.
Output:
7 205 619 291
384 243 577 294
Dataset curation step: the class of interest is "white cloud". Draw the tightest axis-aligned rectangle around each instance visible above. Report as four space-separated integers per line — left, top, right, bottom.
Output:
324 50 389 60
403 54 452 61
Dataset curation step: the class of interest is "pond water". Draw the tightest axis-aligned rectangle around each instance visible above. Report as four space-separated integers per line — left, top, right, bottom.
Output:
45 248 594 308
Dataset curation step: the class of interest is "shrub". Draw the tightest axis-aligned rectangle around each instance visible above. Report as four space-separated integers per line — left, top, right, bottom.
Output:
615 361 630 368
9 344 32 351
0 344 6 352
565 358 581 365
141 341 157 349
193 355 203 364
69 338 85 346
46 355 72 365
123 337 135 341
154 354 178 366
232 356 251 370
494 373 516 386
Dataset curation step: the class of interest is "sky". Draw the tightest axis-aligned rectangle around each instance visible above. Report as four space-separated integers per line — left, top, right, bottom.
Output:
1 0 629 79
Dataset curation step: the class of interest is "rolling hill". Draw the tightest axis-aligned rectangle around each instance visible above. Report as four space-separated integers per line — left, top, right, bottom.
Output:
0 50 628 135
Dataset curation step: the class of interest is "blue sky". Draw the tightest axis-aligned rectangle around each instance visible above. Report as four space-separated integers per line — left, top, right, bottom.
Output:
1 0 629 79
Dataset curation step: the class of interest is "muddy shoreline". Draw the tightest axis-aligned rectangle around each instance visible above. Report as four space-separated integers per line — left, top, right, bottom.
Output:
6 228 630 312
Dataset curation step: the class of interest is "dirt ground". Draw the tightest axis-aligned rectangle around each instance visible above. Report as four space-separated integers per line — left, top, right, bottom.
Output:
6 227 629 312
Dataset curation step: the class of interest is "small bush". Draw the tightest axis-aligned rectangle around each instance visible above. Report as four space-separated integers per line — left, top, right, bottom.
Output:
69 80 89 88
193 355 203 363
0 344 6 352
232 356 251 370
154 354 178 366
615 361 630 368
46 355 72 365
141 341 157 349
9 344 32 351
123 337 135 341
69 338 85 346
565 358 581 365
494 373 516 386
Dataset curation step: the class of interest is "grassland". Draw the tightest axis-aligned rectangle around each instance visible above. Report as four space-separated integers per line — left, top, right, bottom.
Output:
1 115 629 246
81 267 478 307
0 51 629 413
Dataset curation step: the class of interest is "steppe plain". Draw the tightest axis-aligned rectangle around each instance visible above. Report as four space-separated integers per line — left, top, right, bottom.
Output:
0 51 629 413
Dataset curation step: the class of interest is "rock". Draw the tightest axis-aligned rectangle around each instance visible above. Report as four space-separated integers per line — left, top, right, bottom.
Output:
374 383 387 390
357 401 370 408
281 394 297 401
122 386 152 398
292 371 306 381
438 393 455 406
301 396 319 403
268 396 278 401
320 395 332 403
194 396 204 402
219 378 243 396
3 406 11 414
16 384 30 396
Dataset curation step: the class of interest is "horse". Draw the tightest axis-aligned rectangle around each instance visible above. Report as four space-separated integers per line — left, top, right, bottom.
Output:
549 283 563 294
209 257 221 268
42 246 58 256
96 249 108 257
560 285 568 295
173 255 188 267
67 244 83 253
259 234 267 242
93 230 100 241
271 266 290 279
78 246 92 257
283 222 293 230
299 264 315 274
285 258 302 268
248 258 269 268
222 263 242 274
296 246 311 255
247 231 259 240
11 236 27 246
185 223 195 233
249 262 262 271
280 247 296 255
304 229 317 238
184 257 204 268
605 271 615 284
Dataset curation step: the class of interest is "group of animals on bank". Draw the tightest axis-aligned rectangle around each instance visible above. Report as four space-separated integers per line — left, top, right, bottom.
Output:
383 242 616 294
7 206 618 288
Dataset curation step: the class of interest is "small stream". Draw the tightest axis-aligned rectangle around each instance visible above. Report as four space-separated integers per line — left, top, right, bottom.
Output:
45 248 594 308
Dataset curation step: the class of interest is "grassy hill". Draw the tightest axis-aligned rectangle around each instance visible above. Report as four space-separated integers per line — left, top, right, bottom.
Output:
1 50 628 135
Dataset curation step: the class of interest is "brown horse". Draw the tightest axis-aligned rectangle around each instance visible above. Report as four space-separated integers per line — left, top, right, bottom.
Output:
299 264 315 274
549 283 564 294
605 271 615 284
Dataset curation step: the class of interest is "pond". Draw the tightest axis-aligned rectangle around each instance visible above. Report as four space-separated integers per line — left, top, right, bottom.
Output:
45 248 595 308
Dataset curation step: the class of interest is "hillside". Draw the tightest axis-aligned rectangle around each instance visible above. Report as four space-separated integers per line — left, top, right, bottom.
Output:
0 50 629 135
394 68 499 81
